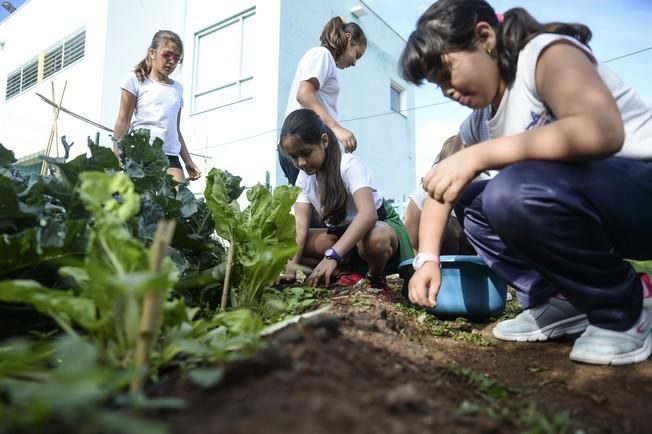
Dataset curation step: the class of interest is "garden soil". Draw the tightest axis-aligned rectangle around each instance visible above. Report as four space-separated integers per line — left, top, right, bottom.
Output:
157 278 652 434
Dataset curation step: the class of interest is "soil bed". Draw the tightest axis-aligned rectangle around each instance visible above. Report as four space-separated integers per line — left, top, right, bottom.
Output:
158 279 652 434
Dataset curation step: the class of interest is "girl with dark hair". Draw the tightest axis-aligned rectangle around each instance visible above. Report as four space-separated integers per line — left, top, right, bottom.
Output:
281 17 367 185
113 30 201 183
279 109 413 297
401 0 652 365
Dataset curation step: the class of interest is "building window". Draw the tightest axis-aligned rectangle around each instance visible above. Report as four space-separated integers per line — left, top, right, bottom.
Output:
5 69 21 99
390 81 406 115
5 28 85 100
43 29 86 80
5 57 38 100
63 30 85 67
193 8 256 113
43 45 63 79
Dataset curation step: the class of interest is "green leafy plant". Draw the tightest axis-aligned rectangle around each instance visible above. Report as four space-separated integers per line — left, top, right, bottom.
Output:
0 172 178 367
204 168 300 308
0 336 170 434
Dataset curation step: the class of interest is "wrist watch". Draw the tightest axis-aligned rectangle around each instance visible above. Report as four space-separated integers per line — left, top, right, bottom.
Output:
324 248 342 264
412 253 440 270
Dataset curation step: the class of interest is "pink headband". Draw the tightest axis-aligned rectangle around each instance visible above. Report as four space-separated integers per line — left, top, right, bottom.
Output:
496 13 504 24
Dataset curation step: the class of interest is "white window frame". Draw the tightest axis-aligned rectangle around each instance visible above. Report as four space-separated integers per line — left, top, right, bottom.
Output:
390 80 407 116
192 8 256 114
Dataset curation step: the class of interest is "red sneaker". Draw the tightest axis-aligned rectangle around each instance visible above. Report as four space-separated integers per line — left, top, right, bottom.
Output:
366 273 390 300
333 271 364 288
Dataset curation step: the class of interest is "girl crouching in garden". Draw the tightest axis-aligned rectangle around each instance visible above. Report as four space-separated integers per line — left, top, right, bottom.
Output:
279 109 413 297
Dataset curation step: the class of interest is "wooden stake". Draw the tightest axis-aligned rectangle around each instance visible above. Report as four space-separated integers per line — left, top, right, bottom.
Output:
132 219 176 392
52 83 59 158
40 81 67 175
220 237 236 312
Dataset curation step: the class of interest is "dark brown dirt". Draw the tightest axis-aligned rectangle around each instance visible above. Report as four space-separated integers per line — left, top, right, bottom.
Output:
158 280 652 434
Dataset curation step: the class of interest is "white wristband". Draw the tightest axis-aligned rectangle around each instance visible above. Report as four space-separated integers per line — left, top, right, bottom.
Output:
412 253 440 270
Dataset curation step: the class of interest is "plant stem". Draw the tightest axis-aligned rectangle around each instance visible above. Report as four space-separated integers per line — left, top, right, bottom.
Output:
221 237 236 312
132 219 176 392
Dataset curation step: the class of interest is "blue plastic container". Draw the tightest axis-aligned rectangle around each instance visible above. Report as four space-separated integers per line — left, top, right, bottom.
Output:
398 255 508 318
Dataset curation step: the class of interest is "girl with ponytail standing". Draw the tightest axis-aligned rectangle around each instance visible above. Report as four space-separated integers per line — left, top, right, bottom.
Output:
113 30 201 183
281 17 367 185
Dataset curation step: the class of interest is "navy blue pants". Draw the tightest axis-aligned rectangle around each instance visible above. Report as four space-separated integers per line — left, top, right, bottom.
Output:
455 157 652 331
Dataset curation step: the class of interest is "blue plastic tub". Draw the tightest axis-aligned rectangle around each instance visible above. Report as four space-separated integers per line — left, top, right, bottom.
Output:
398 255 508 318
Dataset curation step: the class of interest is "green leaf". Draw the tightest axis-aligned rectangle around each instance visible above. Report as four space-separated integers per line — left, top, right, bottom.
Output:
0 174 39 231
117 130 170 193
52 142 120 190
212 309 263 336
222 169 245 202
0 219 88 278
188 367 224 388
627 259 652 274
0 338 55 378
78 172 140 221
0 280 97 332
177 184 198 218
204 168 242 240
0 143 17 167
235 184 300 305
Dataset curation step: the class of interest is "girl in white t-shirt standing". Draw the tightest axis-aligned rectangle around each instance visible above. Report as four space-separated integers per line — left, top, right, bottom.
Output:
113 30 201 183
279 109 413 298
401 0 652 366
281 17 367 185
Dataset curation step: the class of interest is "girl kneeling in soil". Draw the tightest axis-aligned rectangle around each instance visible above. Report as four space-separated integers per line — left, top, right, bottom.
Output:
279 109 413 297
402 0 652 365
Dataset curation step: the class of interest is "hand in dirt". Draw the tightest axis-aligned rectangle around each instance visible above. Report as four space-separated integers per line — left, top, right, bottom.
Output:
277 270 297 285
408 262 441 307
305 257 338 288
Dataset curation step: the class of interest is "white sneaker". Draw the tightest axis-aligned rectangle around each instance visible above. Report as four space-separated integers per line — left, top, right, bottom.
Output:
570 310 652 366
493 297 589 342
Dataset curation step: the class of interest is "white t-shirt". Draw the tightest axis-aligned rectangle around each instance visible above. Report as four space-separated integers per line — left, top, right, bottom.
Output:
296 153 383 227
462 34 652 159
284 46 340 119
121 72 184 156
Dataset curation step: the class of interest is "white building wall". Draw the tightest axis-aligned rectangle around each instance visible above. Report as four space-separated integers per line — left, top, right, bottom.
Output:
277 0 415 207
181 0 282 194
0 0 186 160
0 0 110 158
1 0 414 208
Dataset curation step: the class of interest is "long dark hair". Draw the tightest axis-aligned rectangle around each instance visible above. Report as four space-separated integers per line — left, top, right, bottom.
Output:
400 0 592 86
320 17 367 61
134 30 184 82
279 109 348 226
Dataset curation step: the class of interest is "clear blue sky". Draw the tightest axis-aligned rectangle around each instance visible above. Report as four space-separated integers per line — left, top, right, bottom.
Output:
364 0 652 180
